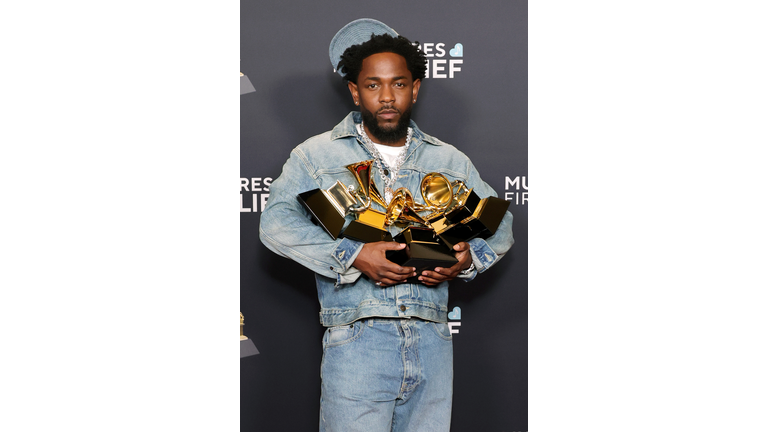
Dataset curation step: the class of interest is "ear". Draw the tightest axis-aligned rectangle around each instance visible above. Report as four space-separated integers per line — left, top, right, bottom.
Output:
412 79 421 103
347 81 359 105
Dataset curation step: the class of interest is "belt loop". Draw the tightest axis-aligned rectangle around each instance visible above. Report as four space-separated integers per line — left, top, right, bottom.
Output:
368 319 373 327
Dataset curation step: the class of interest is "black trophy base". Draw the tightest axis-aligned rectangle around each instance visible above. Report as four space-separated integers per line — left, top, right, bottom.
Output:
473 196 511 236
437 221 489 249
434 195 511 248
444 188 482 224
386 227 458 284
240 338 259 358
342 220 393 243
297 189 346 240
240 74 256 95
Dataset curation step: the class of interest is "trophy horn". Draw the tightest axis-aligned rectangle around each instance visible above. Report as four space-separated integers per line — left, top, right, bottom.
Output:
386 188 430 227
420 172 454 213
347 160 387 208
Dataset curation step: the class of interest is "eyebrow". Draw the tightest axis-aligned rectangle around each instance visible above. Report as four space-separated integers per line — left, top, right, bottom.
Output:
363 75 409 82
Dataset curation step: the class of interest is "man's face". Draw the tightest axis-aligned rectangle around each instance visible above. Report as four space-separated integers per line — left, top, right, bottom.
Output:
348 52 421 145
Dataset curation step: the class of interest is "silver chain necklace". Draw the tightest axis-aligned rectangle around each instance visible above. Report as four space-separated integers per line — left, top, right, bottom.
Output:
356 123 412 204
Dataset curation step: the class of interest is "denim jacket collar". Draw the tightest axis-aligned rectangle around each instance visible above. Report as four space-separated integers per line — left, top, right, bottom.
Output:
330 112 442 158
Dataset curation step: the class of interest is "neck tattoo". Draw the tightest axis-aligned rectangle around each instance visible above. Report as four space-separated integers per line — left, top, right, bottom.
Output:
356 123 413 204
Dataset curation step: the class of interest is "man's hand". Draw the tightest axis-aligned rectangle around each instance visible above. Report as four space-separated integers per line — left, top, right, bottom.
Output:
352 242 417 287
418 242 473 286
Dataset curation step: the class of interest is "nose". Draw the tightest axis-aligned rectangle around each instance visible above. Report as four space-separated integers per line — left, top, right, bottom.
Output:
380 86 394 103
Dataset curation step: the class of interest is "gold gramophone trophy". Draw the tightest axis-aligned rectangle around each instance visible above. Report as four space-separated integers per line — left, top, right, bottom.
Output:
297 160 394 242
426 179 510 249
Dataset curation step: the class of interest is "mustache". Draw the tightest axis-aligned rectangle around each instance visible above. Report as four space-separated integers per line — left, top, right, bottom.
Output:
377 106 400 114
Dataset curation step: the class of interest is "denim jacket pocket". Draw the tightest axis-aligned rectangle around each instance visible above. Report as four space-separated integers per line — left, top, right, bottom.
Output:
323 320 366 348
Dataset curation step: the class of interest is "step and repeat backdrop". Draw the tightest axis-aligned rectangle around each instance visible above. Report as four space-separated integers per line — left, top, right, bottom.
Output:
241 1 527 430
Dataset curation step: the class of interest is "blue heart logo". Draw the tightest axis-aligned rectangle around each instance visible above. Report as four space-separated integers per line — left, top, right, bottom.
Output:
449 43 463 57
448 307 461 320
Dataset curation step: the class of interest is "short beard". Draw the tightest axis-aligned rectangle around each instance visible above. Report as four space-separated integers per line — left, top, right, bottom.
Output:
360 105 412 145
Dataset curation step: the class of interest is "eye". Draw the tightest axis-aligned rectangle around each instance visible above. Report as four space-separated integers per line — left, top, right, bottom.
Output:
367 83 379 89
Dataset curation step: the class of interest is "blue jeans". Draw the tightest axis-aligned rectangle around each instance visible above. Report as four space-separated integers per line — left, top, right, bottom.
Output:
319 318 454 432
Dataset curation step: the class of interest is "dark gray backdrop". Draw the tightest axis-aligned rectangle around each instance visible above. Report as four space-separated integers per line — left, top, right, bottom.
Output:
241 1 527 430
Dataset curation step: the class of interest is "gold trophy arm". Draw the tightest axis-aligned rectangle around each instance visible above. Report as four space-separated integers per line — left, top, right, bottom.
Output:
347 187 372 213
451 180 470 199
385 188 431 227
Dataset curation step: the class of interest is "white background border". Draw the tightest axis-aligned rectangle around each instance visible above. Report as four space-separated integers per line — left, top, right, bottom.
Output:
3 1 766 430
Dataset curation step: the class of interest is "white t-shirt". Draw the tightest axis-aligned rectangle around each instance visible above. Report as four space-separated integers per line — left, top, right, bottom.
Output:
372 142 404 168
356 124 407 169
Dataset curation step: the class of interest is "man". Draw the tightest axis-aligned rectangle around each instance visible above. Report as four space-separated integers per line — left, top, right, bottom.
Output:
259 18 514 431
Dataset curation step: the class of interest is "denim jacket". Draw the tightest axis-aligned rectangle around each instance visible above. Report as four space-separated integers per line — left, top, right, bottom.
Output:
259 112 514 327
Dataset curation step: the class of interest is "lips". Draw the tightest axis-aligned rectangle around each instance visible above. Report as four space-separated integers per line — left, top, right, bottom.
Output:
377 107 399 120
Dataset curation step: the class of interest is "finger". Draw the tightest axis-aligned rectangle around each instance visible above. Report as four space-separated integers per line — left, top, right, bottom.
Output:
376 275 409 287
380 242 407 251
425 267 454 277
422 268 459 283
379 262 416 276
418 273 447 286
453 242 470 252
382 269 417 282
420 269 451 282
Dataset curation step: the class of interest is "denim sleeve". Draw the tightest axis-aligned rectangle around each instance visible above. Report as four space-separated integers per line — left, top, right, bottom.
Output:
461 158 515 274
259 147 364 284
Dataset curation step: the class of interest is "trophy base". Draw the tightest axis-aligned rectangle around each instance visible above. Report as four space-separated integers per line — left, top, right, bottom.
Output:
298 188 346 239
444 188 482 223
240 74 256 95
342 220 394 243
433 195 511 248
241 338 260 358
386 227 458 284
436 221 489 249
470 196 511 235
